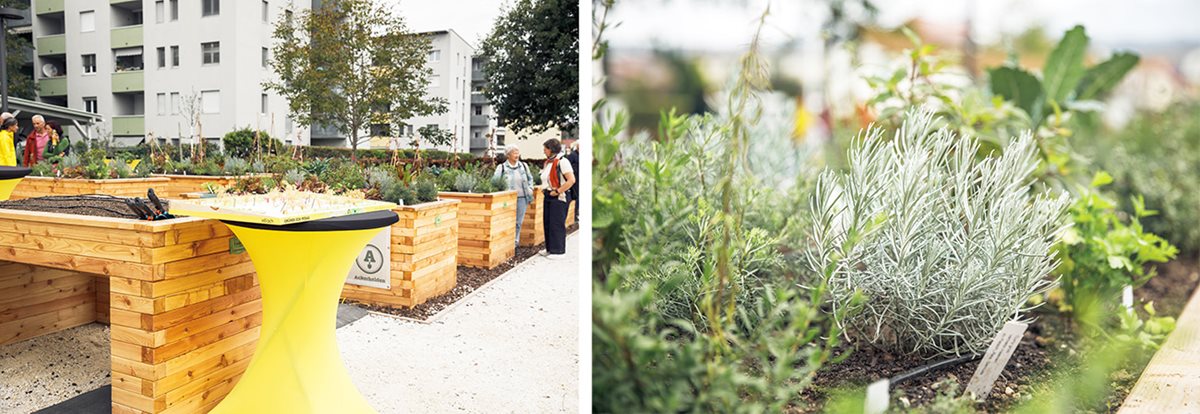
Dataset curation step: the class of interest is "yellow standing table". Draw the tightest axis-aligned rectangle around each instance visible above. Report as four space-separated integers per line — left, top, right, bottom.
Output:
208 210 398 414
0 166 31 200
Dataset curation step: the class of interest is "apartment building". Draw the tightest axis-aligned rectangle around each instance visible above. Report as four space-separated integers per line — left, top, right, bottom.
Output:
468 55 505 156
30 0 309 146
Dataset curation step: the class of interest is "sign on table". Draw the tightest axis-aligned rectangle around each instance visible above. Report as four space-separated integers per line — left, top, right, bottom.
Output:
346 227 391 289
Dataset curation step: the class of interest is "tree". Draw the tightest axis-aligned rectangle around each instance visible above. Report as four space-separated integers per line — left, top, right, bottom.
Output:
266 0 445 161
2 0 34 99
479 0 578 137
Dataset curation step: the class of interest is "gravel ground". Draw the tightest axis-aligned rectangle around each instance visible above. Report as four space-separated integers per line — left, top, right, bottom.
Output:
338 231 580 413
0 324 111 413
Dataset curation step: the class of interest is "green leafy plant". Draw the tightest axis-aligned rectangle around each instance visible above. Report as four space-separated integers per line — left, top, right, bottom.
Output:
452 173 478 193
808 109 1069 356
1053 171 1178 328
282 169 307 186
222 157 251 175
413 178 438 202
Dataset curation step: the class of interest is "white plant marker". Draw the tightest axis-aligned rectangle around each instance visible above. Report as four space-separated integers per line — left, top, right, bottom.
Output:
1122 285 1134 311
964 321 1028 399
864 379 889 414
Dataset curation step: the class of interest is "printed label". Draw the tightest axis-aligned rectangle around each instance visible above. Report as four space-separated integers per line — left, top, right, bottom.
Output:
346 227 391 289
964 321 1028 399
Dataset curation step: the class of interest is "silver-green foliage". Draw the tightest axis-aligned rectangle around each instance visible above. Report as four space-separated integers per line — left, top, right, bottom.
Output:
283 169 307 186
222 157 250 175
808 109 1069 356
453 173 478 193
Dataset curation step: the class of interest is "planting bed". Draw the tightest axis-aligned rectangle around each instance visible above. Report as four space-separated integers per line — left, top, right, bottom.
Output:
11 177 169 200
793 255 1200 412
0 195 170 219
359 223 579 321
0 200 263 414
341 199 460 308
438 190 518 269
152 174 265 198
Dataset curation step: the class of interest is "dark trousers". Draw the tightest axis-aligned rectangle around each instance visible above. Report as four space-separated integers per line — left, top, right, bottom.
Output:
543 191 569 255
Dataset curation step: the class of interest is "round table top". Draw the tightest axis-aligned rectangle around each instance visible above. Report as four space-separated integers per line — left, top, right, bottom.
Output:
223 210 399 232
0 167 32 180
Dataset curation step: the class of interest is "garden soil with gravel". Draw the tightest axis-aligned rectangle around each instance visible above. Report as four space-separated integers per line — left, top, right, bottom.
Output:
795 255 1200 412
0 195 171 220
353 223 580 320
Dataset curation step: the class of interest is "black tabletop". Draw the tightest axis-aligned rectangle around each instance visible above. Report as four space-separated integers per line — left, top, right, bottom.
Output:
0 167 32 180
223 209 398 232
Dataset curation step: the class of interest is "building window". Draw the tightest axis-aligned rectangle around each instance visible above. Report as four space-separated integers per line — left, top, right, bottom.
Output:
82 54 96 74
80 11 95 32
156 47 165 68
170 92 180 114
262 1 269 22
428 75 439 88
261 47 268 68
170 46 179 67
169 0 178 21
83 97 97 113
428 50 440 62
156 93 167 115
201 90 219 113
155 1 164 23
201 42 220 65
202 0 220 17
260 94 268 114
474 105 482 115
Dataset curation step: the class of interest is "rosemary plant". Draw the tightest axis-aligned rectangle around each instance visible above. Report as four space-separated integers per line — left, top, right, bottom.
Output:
807 109 1070 356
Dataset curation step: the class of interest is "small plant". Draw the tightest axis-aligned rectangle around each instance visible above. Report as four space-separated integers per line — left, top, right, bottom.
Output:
453 173 478 193
223 157 251 175
807 109 1070 356
29 161 53 177
413 178 438 203
1053 171 1178 328
302 158 331 177
59 153 81 170
282 169 307 186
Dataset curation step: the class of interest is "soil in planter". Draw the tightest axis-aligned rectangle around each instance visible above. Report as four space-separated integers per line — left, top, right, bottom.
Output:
0 195 173 220
354 223 580 320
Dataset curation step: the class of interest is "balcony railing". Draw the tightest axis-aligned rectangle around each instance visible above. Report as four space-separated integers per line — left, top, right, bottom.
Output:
110 25 143 48
111 70 144 92
36 0 64 14
35 34 65 56
112 115 144 136
37 77 67 97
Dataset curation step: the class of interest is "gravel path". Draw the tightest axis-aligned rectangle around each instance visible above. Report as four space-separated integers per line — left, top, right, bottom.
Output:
338 232 581 413
0 324 111 413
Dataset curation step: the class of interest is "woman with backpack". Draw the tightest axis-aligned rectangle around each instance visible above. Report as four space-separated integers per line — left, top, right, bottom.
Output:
540 138 576 258
493 145 535 248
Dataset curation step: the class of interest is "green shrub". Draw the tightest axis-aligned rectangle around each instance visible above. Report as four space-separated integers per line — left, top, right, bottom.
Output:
452 173 478 193
282 169 306 185
320 161 367 192
222 128 282 158
413 178 438 203
808 110 1069 356
222 157 251 175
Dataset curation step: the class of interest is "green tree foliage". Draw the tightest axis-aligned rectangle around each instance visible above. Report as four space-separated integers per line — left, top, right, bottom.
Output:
417 125 454 148
266 0 445 159
222 128 282 159
479 0 578 136
1 0 33 99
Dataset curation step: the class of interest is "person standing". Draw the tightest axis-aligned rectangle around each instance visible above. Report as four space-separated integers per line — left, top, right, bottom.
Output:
564 140 580 222
493 145 534 248
0 118 18 166
541 138 575 257
41 121 70 160
22 115 50 166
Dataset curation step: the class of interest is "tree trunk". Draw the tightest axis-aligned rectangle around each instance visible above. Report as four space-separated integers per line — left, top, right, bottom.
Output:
349 125 358 163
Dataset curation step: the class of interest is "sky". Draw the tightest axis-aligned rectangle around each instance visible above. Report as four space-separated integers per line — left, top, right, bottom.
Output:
605 0 1200 51
387 0 511 49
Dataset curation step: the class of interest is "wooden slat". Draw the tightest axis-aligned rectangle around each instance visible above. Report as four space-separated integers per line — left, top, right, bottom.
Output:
1120 286 1200 412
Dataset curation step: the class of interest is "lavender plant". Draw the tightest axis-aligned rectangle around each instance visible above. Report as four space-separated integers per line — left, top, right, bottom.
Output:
807 109 1070 356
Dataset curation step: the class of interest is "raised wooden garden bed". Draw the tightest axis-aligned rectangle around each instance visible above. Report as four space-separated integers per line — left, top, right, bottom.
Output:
1121 284 1200 412
11 176 169 199
341 199 460 308
438 190 517 269
0 209 260 414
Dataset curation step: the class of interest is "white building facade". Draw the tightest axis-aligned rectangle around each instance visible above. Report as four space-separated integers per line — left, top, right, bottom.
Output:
31 0 309 146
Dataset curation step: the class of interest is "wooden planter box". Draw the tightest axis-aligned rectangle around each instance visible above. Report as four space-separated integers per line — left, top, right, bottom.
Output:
342 199 459 308
0 209 261 414
438 190 517 269
152 174 256 198
518 186 576 247
11 176 169 199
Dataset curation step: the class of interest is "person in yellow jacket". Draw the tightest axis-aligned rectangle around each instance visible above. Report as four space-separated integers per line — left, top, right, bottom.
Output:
0 118 17 166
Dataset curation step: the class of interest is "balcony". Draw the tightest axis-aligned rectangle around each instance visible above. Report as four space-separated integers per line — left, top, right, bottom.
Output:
471 93 487 104
35 0 64 15
112 116 144 136
110 0 140 4
35 34 65 56
111 70 144 92
472 69 484 81
110 25 143 48
470 114 490 127
37 77 67 97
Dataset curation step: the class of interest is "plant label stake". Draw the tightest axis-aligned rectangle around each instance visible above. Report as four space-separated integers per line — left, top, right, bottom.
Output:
1122 285 1134 311
964 321 1028 399
864 379 888 414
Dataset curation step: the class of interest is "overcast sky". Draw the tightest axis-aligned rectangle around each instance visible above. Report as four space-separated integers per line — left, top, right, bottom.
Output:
606 0 1200 51
387 0 510 48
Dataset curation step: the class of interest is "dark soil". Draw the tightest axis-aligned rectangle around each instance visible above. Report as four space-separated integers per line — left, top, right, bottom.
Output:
797 254 1200 412
0 195 172 220
353 223 580 320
